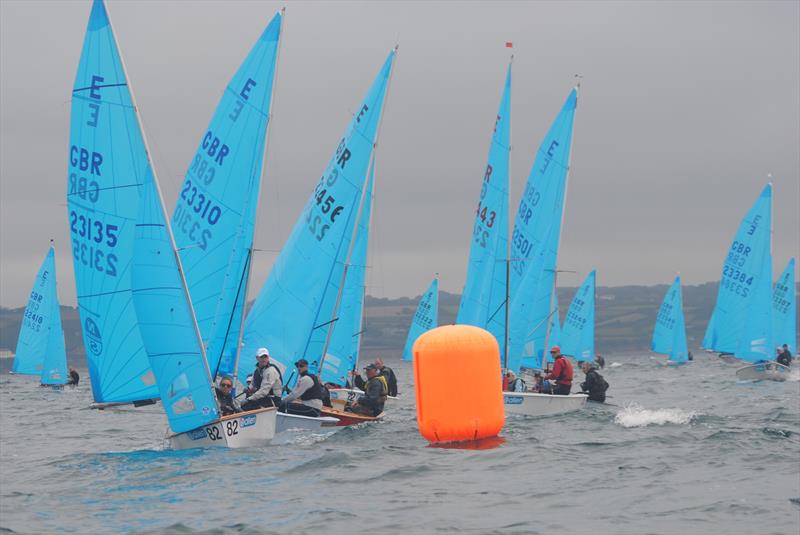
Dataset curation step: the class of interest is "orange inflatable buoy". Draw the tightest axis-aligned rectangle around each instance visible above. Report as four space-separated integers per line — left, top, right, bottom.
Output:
413 325 504 444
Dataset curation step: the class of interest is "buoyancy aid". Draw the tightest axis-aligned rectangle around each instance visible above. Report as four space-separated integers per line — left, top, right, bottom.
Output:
299 373 326 401
366 375 389 403
552 357 573 385
253 362 283 394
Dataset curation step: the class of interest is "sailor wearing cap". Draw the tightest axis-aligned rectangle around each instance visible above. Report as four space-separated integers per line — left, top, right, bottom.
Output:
241 347 283 411
543 346 573 395
349 363 388 417
279 359 326 417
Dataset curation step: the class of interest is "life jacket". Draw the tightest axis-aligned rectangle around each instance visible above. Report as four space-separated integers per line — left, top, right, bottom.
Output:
299 373 326 401
553 356 573 384
366 375 389 403
253 362 283 395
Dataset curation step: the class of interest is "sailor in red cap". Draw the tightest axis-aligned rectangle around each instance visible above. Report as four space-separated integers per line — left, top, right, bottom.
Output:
544 346 573 395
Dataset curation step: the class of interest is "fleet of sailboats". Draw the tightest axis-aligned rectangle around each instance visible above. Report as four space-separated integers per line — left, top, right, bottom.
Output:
7 1 796 451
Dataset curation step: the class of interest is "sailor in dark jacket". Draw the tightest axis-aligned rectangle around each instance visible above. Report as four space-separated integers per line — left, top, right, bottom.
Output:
350 364 388 416
374 357 398 397
579 361 608 403
66 368 80 386
215 376 241 416
776 345 792 367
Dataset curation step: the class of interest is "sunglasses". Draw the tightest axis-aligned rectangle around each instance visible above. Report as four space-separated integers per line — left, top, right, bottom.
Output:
220 383 233 388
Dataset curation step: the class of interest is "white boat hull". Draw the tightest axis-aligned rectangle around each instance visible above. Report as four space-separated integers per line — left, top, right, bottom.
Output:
276 412 339 433
168 407 277 450
328 388 398 410
735 362 790 382
503 392 588 417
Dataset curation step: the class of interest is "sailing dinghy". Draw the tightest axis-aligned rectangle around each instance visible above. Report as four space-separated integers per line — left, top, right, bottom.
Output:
163 9 334 433
241 49 398 426
69 0 277 448
454 58 585 416
652 275 690 366
12 243 69 388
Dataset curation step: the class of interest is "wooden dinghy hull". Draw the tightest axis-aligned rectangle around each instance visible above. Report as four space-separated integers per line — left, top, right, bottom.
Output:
319 407 385 426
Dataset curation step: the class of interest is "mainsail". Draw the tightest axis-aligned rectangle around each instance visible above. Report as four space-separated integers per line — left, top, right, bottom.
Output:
456 62 511 365
772 258 796 354
67 0 157 403
703 184 772 354
652 275 689 363
320 165 375 385
171 11 283 380
402 276 439 362
506 88 578 372
560 270 596 362
240 50 396 382
13 245 67 382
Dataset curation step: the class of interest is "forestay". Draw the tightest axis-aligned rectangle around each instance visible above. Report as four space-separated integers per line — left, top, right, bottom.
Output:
703 184 772 354
507 89 578 369
456 63 511 364
402 276 439 361
13 246 65 380
241 50 396 383
772 258 796 354
171 12 283 380
320 166 374 385
560 270 596 362
131 172 220 433
67 0 157 403
652 275 688 363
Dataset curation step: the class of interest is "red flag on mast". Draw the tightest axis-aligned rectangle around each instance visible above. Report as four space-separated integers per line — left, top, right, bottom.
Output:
505 42 513 48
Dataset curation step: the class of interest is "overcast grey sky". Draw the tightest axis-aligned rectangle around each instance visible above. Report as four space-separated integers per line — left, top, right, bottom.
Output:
1 0 798 308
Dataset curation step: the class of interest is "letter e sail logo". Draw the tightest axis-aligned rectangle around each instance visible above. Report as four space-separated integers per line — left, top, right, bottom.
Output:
85 317 103 355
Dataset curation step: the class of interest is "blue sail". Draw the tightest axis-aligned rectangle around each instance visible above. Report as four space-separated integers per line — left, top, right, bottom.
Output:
402 277 439 362
652 276 688 363
241 50 396 383
704 184 772 353
320 166 374 385
172 12 282 380
772 258 796 354
131 170 219 433
456 63 511 364
507 88 578 368
560 270 596 362
67 0 158 403
507 226 553 372
13 246 63 376
735 253 774 363
701 309 716 349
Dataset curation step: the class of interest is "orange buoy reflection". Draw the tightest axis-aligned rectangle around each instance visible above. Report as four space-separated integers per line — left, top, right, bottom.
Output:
427 435 506 450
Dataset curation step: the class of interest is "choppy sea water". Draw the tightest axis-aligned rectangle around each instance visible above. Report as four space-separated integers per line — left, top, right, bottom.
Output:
1 353 798 535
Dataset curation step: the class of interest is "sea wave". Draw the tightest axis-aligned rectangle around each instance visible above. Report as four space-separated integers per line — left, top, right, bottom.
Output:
614 404 697 428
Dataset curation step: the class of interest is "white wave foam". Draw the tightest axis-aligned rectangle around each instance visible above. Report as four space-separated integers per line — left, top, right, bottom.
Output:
609 362 623 368
787 368 800 382
614 404 696 428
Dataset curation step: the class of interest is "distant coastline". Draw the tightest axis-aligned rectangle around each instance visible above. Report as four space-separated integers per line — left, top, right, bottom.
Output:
1 282 797 368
